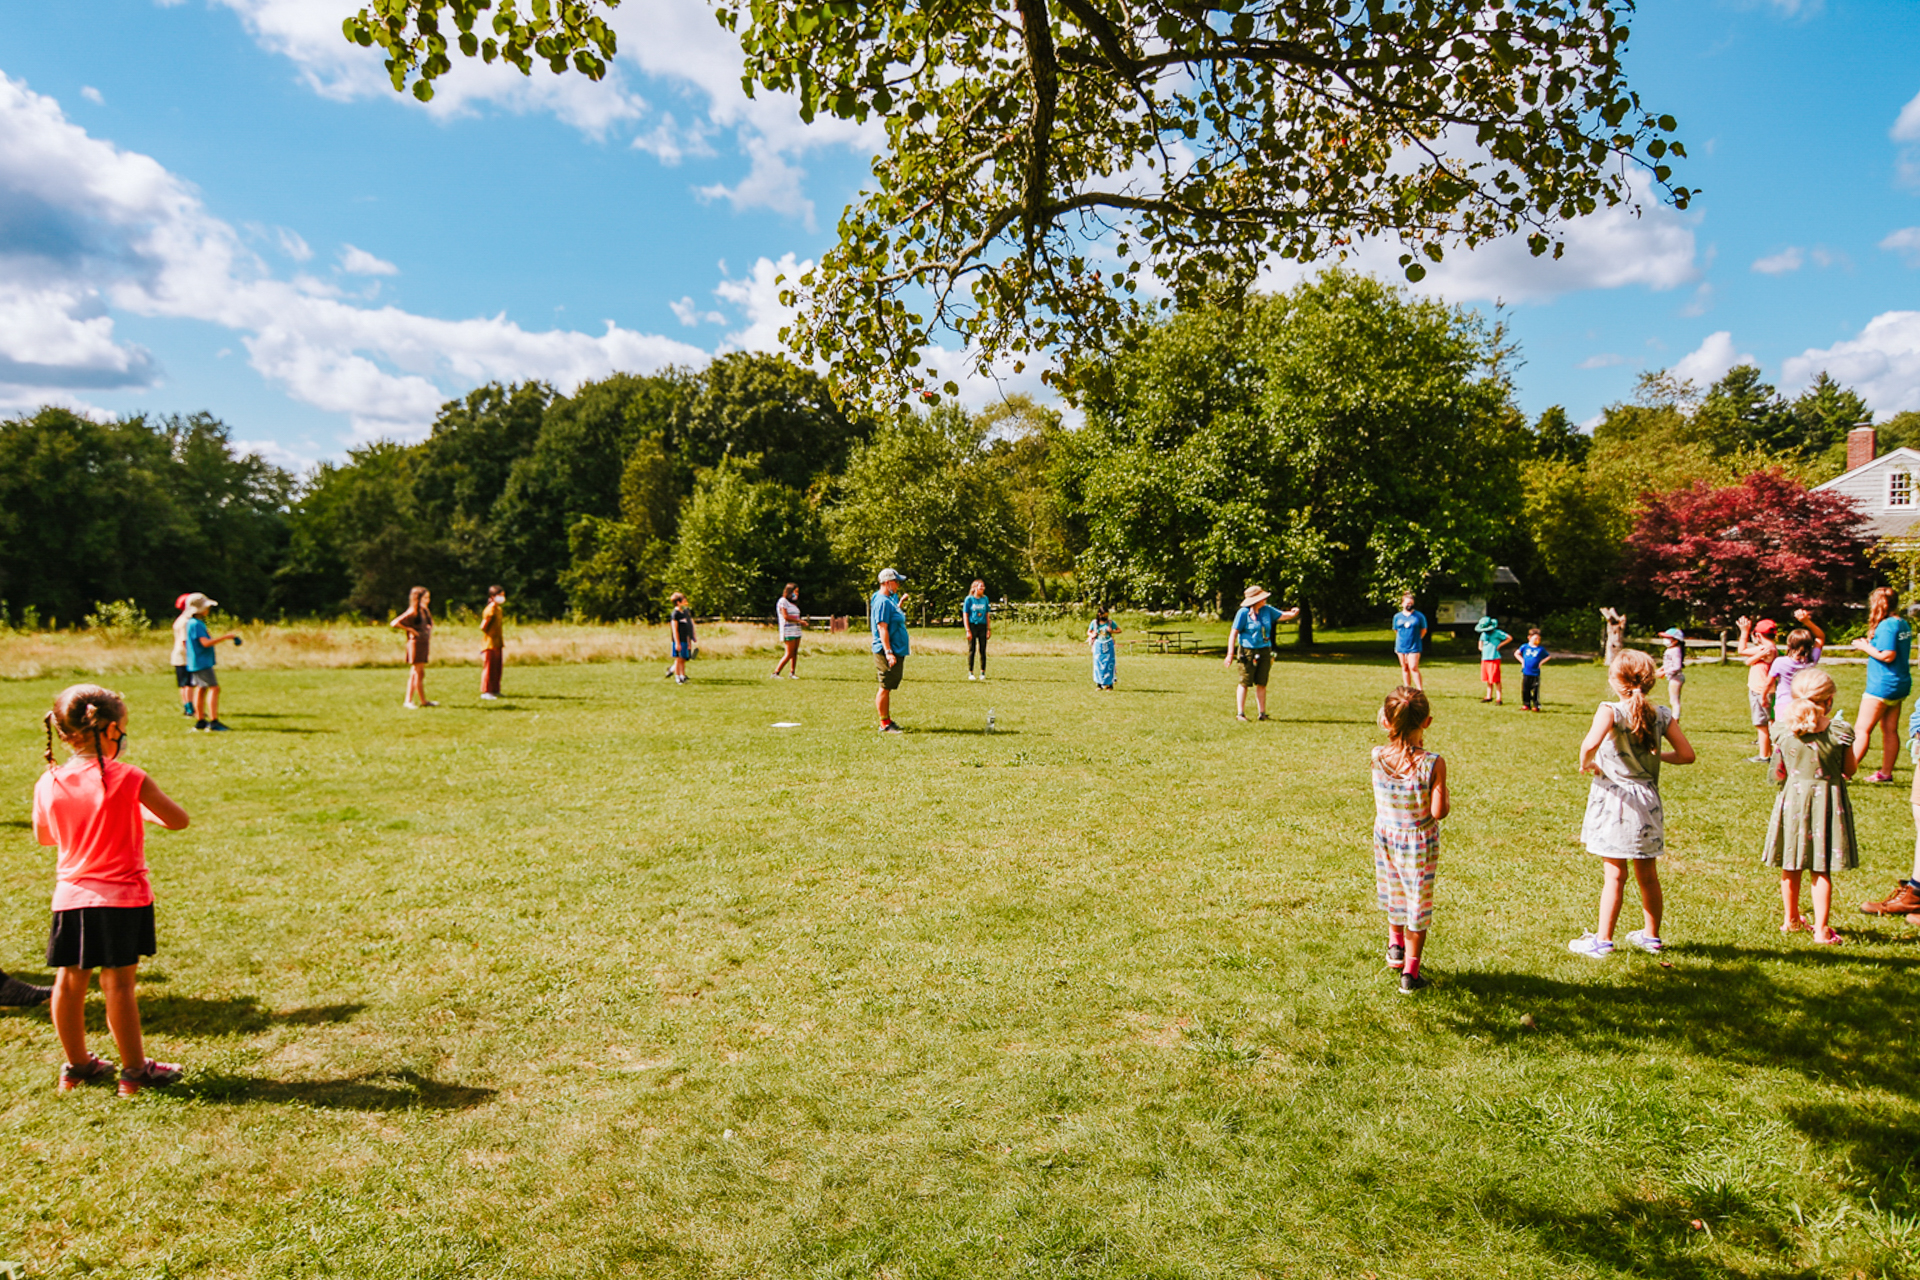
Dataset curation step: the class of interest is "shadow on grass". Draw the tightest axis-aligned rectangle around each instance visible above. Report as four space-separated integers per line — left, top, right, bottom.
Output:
1783 1096 1920 1212
185 1067 496 1110
909 727 1021 736
0 817 29 829
1440 958 1919 1092
234 725 337 735
132 995 365 1037
1477 1186 1803 1280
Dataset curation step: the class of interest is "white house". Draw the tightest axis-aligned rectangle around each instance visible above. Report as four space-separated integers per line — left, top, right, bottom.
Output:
1813 427 1920 541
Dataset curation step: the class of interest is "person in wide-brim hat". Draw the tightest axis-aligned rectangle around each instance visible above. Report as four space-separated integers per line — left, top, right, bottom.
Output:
1474 615 1499 633
1225 584 1299 722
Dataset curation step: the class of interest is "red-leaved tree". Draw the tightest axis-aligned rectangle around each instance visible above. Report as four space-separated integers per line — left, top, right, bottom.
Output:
1624 470 1871 626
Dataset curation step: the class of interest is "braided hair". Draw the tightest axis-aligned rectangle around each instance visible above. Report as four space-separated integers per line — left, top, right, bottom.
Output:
45 683 128 783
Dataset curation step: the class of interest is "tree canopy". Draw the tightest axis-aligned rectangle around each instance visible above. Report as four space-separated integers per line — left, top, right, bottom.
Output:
345 0 1689 401
1074 270 1528 631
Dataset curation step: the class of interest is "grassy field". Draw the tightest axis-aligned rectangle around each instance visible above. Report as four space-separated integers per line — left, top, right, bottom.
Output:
3 640 1918 1279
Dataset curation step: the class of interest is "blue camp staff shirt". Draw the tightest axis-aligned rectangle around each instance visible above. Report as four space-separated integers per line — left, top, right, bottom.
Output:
1392 610 1428 655
961 596 992 628
184 617 215 671
1232 604 1282 651
1517 642 1548 676
870 591 910 656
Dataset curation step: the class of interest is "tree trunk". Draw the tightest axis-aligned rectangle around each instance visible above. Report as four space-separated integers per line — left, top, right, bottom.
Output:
1296 599 1314 646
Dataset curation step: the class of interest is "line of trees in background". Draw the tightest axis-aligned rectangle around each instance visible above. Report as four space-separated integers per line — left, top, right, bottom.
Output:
2 272 1910 639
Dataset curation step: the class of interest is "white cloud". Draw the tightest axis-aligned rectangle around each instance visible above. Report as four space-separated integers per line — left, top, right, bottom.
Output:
79 85 103 105
275 227 311 261
1752 246 1803 275
1783 312 1920 415
1894 89 1920 187
0 73 708 441
670 296 724 327
339 244 397 276
714 254 804 355
1257 203 1699 305
187 0 879 220
1895 90 1920 142
1882 227 1920 266
1671 331 1757 387
1680 281 1715 317
1577 353 1624 369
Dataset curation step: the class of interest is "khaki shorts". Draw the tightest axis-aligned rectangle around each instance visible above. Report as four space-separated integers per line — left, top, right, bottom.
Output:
1748 689 1771 726
1235 648 1272 688
875 652 905 690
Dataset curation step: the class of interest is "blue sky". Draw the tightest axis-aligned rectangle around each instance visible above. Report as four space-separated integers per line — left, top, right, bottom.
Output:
0 0 1916 464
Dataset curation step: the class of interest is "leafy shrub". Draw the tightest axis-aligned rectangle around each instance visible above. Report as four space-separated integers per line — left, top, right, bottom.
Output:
84 599 153 641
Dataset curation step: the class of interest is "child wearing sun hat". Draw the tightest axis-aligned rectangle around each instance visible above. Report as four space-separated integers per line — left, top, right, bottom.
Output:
1474 615 1511 705
1658 626 1687 721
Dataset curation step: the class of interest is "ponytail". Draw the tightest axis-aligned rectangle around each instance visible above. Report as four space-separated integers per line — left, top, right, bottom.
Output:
1787 667 1837 737
1608 649 1659 751
1377 685 1431 778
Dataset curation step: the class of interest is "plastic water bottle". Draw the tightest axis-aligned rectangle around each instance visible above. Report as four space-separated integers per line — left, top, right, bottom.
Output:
987 707 995 733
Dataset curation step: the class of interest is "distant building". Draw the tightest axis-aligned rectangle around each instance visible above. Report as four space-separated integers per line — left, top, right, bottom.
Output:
1812 426 1920 541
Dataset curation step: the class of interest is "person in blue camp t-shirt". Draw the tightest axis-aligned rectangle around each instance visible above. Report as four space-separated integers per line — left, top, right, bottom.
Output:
961 580 992 680
1515 626 1553 712
870 568 911 733
1223 584 1300 722
1392 593 1429 690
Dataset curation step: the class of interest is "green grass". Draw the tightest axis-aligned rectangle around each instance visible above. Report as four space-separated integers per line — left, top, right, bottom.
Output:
3 647 1919 1278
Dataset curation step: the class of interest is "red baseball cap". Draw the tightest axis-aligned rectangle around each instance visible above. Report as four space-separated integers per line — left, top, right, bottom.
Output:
1754 619 1777 636
174 593 190 611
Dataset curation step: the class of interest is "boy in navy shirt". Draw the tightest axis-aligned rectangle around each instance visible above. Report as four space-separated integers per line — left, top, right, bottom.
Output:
1516 626 1551 712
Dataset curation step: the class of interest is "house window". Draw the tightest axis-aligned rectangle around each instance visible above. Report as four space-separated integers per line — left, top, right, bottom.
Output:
1893 472 1914 508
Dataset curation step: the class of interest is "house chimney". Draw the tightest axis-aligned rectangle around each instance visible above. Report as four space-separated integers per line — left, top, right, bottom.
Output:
1849 425 1877 473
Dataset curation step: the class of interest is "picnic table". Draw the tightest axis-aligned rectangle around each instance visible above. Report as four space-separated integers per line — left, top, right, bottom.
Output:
1142 629 1197 653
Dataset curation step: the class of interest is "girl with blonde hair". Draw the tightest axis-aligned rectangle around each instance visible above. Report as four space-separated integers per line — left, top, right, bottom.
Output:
1569 649 1695 958
1763 667 1858 943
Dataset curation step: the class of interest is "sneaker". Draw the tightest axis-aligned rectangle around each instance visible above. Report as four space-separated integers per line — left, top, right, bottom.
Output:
1385 944 1406 968
1624 929 1663 954
0 974 53 1006
480 693 498 701
1257 713 1271 721
1868 770 1895 784
1236 714 1249 723
180 703 195 717
1398 973 1430 995
193 719 208 732
1862 882 1920 915
404 701 418 710
422 701 439 708
675 675 688 685
1747 755 1770 764
117 1057 183 1097
58 1053 116 1092
789 674 799 680
1567 932 1614 959
206 720 231 731
879 721 903 734
967 673 977 681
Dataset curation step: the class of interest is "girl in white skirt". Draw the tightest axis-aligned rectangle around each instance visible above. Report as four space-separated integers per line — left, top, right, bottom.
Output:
1570 649 1695 958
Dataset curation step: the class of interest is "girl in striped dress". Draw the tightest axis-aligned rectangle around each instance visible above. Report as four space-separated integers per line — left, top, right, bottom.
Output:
1372 686 1450 994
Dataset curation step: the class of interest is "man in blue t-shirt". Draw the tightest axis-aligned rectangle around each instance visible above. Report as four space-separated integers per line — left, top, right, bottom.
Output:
182 591 240 731
870 568 911 733
1515 626 1552 712
1391 592 1429 689
1223 583 1301 721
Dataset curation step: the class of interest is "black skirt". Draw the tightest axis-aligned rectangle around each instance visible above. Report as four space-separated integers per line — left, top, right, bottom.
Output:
47 904 156 969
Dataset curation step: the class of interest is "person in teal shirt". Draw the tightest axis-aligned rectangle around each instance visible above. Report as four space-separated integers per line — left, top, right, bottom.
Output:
961 580 992 680
1474 615 1512 705
870 568 910 733
1223 584 1300 721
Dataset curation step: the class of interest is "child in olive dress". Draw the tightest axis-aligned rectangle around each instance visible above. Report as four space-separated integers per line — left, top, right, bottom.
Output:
1764 667 1857 944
